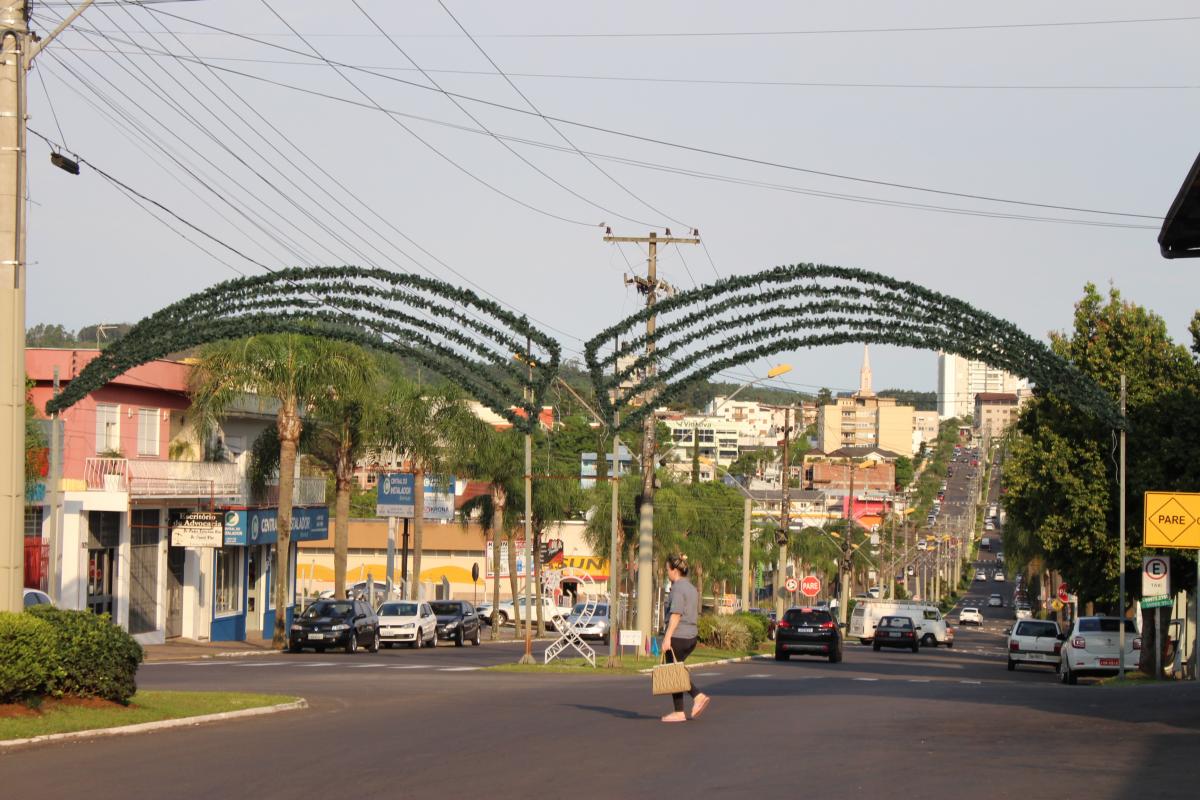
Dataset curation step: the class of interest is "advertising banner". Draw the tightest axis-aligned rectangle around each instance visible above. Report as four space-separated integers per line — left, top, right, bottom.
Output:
222 506 329 546
376 473 457 520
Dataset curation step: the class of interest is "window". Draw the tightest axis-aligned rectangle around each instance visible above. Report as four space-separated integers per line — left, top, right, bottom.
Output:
137 408 160 456
95 403 119 452
214 548 242 616
23 506 43 538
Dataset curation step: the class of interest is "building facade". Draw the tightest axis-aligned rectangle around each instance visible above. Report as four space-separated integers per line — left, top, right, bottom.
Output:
937 352 1026 420
661 414 740 481
816 346 917 455
974 392 1021 439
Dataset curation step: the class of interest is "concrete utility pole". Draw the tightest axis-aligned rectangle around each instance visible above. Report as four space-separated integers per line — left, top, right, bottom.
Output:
604 230 698 641
740 497 752 613
1118 374 1127 679
774 407 793 620
1 0 93 613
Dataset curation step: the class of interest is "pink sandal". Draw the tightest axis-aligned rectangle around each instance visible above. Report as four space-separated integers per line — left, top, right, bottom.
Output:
691 694 711 719
661 711 687 723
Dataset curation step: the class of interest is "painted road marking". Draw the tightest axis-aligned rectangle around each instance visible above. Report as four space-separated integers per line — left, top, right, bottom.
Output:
746 673 772 678
439 666 481 672
960 680 983 685
388 664 435 670
231 662 291 667
294 662 339 668
347 664 391 668
908 679 931 683
853 677 879 682
695 672 722 677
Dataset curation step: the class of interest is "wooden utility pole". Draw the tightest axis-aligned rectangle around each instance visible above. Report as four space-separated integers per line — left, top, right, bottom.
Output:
604 230 698 640
775 407 793 620
0 1 93 613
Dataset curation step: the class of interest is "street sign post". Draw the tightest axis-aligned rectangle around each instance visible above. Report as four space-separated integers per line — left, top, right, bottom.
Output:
800 575 821 598
1057 583 1070 603
1142 556 1170 597
784 576 799 594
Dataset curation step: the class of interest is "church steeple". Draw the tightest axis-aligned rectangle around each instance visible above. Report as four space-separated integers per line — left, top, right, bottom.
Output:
858 344 874 397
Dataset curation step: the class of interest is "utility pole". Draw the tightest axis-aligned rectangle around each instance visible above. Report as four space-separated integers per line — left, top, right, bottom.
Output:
775 406 793 620
1 1 93 613
519 337 535 664
1118 373 1127 680
741 497 752 613
604 229 699 641
47 365 61 602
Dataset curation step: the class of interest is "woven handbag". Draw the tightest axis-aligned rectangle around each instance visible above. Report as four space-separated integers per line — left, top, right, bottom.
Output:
651 654 692 695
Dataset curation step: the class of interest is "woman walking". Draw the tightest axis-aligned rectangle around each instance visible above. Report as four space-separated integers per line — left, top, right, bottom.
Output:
660 554 711 722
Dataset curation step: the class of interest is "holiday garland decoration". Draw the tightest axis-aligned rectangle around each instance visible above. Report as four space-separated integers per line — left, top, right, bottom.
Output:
585 263 1123 431
44 266 560 433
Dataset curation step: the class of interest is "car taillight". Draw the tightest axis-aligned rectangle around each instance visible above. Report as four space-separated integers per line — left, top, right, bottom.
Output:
1009 641 1020 652
1072 636 1086 649
1053 642 1062 655
820 621 835 629
777 621 791 630
1133 637 1142 651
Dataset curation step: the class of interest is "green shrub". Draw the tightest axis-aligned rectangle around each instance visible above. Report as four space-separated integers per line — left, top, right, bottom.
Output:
733 612 767 648
697 614 716 644
697 614 751 652
0 612 56 703
27 606 143 704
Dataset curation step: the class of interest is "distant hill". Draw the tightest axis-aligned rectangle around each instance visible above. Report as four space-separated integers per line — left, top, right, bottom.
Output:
877 389 937 411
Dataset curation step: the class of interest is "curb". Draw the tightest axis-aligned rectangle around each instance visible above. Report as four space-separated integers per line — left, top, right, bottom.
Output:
0 699 308 749
637 653 771 674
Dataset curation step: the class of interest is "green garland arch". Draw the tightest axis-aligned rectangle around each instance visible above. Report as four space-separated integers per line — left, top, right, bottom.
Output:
585 263 1123 431
44 266 560 433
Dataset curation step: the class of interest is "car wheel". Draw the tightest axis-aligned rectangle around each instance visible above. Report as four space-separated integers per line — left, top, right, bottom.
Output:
922 634 937 648
497 612 509 627
1007 658 1016 671
1065 664 1078 685
413 629 423 649
472 626 481 646
911 642 919 653
345 632 358 654
455 630 465 647
287 642 302 654
369 630 380 653
873 642 881 652
774 650 788 661
829 650 841 664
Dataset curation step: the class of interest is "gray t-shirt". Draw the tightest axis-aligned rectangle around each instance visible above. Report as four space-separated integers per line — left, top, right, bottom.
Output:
667 577 699 639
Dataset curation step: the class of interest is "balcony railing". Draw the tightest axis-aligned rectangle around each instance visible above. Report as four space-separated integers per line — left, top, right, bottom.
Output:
82 458 325 506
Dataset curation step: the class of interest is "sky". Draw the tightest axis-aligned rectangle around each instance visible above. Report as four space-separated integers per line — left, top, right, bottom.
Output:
22 0 1200 397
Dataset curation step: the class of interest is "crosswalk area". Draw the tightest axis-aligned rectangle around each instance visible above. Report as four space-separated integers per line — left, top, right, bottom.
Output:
148 660 482 673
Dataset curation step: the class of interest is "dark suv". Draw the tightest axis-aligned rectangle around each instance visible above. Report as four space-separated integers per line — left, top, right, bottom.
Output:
430 600 482 646
774 607 842 663
289 598 379 654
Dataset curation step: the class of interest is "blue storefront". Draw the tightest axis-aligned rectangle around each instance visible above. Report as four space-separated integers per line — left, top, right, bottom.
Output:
210 506 329 642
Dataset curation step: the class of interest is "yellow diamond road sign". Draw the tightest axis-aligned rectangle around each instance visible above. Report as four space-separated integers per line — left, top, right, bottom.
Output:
1144 491 1200 549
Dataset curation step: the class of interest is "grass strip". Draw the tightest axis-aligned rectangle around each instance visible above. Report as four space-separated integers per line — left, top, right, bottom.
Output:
0 691 297 740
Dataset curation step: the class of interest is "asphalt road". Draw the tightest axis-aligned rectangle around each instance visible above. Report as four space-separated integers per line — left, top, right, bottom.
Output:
7 625 1199 800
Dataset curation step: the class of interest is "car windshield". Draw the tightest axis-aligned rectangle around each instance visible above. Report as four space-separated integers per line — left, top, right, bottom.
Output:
430 602 462 616
1017 622 1059 637
880 617 912 629
962 608 979 614
784 609 832 626
379 603 418 616
1079 618 1135 633
303 601 353 619
571 604 608 616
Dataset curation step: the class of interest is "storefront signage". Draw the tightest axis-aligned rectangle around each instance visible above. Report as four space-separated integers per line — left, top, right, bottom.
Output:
376 473 457 520
171 511 223 547
222 506 329 546
486 539 527 578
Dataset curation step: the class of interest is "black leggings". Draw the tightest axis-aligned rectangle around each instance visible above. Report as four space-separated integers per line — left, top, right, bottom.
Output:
666 636 701 712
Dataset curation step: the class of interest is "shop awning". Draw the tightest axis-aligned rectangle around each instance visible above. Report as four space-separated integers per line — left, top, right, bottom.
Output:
1159 150 1200 258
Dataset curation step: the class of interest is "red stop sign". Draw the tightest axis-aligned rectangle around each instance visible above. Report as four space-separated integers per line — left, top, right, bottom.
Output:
800 575 821 598
1057 582 1069 603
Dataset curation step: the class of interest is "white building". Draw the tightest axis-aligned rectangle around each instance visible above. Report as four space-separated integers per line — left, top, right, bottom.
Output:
661 415 740 481
937 352 1027 420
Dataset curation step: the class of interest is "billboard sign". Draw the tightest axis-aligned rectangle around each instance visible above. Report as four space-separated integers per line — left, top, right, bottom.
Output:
376 473 457 520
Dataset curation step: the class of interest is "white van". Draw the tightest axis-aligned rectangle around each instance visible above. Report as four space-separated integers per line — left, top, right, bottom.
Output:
850 599 952 648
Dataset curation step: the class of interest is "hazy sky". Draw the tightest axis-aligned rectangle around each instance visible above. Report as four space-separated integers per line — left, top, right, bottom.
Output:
23 1 1200 396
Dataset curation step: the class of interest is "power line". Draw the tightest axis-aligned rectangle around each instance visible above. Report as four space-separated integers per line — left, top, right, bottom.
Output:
59 34 1159 230
349 0 662 230
131 5 1164 221
79 14 1200 39
436 0 689 231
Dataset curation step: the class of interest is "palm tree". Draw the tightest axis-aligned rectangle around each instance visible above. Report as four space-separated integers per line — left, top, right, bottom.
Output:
246 350 382 599
188 334 377 648
373 380 477 601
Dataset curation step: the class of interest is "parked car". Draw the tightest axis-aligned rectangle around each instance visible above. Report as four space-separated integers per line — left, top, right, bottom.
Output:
988 594 1004 608
376 600 437 649
492 595 574 627
289 599 379 654
1014 604 1033 620
1058 616 1141 685
958 607 983 626
775 606 843 663
22 588 52 608
430 600 482 646
1006 619 1063 672
564 602 611 644
871 616 919 652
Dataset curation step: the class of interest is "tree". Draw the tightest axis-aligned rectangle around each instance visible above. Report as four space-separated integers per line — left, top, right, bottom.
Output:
25 323 77 348
893 456 914 490
816 387 833 407
1003 284 1200 674
188 334 377 648
24 377 46 497
374 381 478 602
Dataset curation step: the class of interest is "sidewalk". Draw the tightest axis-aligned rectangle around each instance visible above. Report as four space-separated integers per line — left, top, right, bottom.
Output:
142 638 278 663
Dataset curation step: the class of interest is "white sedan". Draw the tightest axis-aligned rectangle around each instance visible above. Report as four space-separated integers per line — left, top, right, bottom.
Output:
988 594 1004 608
993 572 1006 582
974 570 987 581
377 600 437 648
958 607 984 626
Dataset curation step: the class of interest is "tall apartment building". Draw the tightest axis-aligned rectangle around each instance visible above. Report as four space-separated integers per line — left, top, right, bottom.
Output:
816 346 916 455
974 392 1021 439
937 352 1026 420
661 414 740 481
